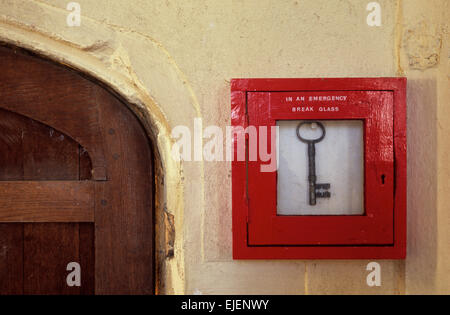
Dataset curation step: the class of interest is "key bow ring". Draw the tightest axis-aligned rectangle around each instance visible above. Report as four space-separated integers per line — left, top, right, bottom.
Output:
296 121 326 144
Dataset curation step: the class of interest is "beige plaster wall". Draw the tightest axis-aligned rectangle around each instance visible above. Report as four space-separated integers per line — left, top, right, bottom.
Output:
0 0 448 294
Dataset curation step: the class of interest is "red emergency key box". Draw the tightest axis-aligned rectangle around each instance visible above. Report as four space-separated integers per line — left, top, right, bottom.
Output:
231 78 406 259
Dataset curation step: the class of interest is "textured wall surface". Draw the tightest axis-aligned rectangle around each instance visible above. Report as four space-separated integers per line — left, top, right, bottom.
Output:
0 0 448 294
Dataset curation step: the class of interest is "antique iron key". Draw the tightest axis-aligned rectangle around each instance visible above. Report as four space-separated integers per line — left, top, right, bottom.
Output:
296 121 331 205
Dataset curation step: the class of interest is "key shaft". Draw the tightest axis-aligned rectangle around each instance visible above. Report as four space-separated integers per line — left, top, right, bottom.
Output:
307 142 317 205
296 121 331 206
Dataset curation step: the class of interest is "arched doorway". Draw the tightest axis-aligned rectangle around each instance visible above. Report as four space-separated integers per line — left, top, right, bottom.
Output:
0 45 154 294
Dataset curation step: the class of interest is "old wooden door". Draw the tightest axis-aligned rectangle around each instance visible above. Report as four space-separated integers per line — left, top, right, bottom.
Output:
0 45 154 294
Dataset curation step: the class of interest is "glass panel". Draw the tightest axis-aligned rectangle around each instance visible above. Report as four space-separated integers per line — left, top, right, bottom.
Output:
277 120 364 215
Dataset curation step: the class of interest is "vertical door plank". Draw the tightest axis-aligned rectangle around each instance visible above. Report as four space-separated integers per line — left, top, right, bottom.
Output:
23 223 80 295
0 224 23 294
79 146 93 181
79 145 95 294
0 108 25 180
94 87 154 294
22 120 80 180
79 223 95 295
0 108 26 294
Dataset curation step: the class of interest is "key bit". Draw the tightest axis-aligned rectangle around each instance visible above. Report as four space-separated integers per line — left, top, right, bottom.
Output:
315 183 331 190
316 184 331 198
316 183 331 199
315 191 331 198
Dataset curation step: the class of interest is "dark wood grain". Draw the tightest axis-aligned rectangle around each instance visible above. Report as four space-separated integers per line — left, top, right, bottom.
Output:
93 86 154 295
0 107 81 180
0 181 94 222
0 224 23 294
24 223 80 295
0 44 154 295
79 146 93 181
0 46 107 180
79 223 95 295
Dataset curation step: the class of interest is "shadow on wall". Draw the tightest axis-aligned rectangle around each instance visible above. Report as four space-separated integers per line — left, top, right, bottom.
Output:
406 78 438 293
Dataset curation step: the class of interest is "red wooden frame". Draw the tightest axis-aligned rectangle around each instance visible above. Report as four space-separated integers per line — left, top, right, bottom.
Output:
232 78 406 259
